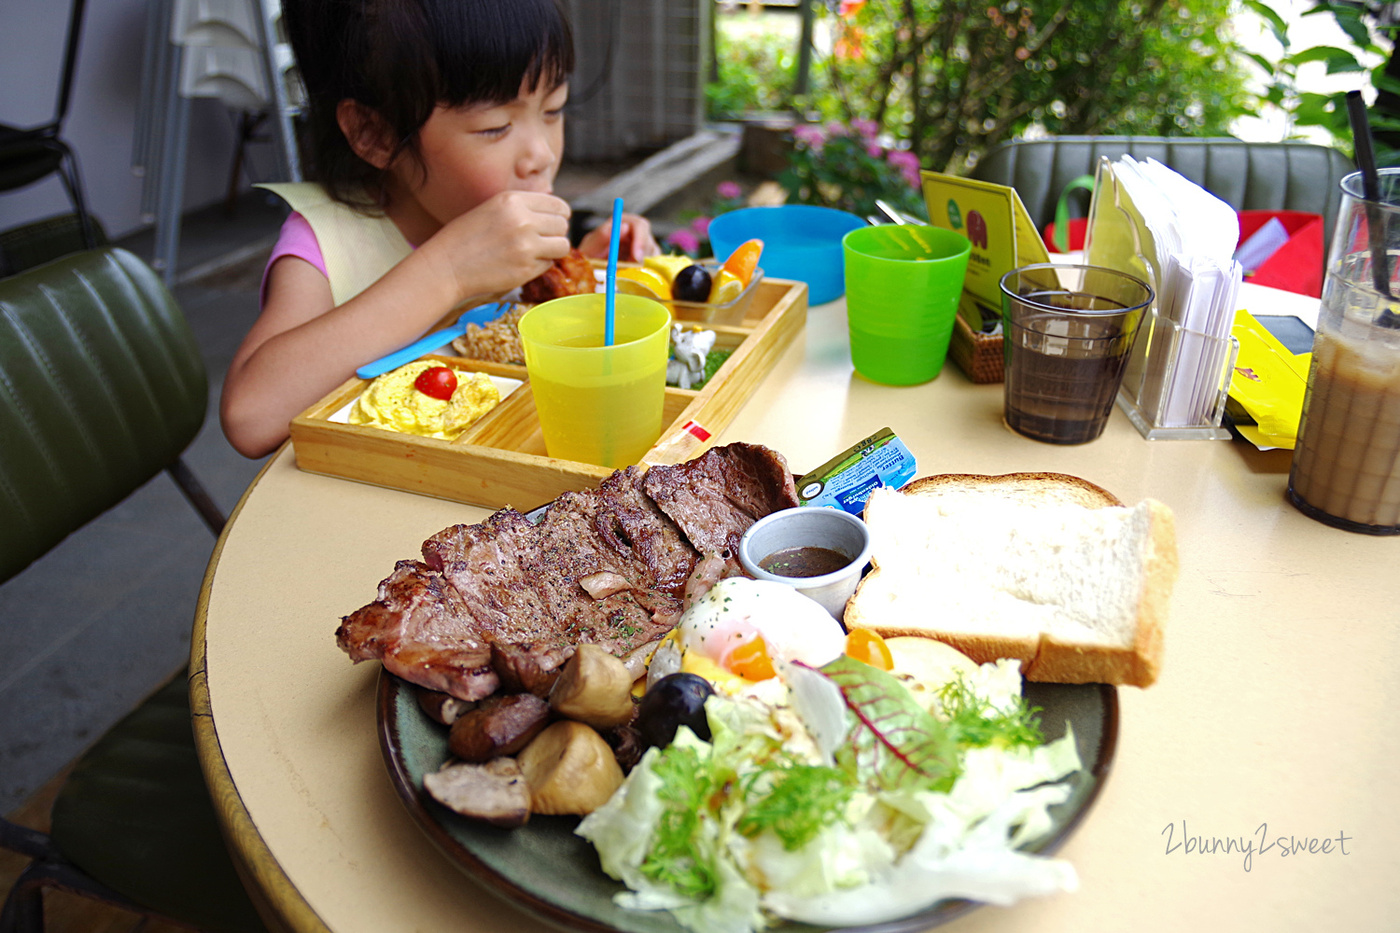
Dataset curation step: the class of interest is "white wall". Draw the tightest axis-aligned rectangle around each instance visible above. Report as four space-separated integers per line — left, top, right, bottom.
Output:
1 0 261 241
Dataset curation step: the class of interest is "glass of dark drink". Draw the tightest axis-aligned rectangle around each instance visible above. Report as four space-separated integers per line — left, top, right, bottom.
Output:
1287 169 1400 535
998 264 1154 444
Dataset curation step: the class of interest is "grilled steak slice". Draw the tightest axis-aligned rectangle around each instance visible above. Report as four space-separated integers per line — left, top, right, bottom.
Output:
643 443 799 557
596 466 698 597
423 509 553 635
336 561 500 701
340 443 796 701
520 489 679 653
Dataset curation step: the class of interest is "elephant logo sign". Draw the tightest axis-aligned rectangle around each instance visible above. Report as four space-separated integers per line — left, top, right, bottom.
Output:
966 210 989 249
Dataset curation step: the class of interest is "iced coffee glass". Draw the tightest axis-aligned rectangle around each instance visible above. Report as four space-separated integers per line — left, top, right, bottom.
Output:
1287 169 1400 534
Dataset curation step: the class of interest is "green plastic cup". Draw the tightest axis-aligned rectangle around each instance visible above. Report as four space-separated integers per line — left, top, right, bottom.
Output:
518 293 671 468
842 224 972 385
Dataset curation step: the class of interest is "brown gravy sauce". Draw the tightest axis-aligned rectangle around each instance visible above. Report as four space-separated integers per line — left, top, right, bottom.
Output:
758 545 851 578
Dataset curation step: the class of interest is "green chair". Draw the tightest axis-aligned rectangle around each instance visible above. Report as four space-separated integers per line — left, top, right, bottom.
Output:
0 248 264 933
969 135 1356 247
0 212 107 278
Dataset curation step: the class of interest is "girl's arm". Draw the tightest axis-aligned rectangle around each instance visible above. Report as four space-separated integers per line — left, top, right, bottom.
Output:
221 191 570 458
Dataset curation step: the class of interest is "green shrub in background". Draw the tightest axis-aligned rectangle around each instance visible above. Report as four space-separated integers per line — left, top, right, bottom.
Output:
817 0 1257 174
706 20 803 118
708 1 1260 176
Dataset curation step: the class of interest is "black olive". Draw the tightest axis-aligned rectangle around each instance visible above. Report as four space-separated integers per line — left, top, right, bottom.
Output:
672 264 713 303
636 672 714 748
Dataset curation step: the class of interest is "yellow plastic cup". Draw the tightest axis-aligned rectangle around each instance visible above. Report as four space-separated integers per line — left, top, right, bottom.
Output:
518 293 671 468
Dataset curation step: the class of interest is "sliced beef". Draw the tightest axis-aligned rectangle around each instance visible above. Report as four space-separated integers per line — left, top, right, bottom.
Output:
643 443 799 557
336 561 500 701
339 443 795 702
596 466 699 597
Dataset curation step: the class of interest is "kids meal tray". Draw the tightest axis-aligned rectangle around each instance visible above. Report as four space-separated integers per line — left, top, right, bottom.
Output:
289 269 808 511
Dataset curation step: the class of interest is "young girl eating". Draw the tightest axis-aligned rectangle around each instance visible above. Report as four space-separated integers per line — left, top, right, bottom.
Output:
221 0 658 458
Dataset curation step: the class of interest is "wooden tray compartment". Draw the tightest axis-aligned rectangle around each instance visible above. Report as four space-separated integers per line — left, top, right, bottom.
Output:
289 278 808 511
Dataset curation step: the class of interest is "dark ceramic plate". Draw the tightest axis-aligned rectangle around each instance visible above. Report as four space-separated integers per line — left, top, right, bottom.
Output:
378 670 1118 933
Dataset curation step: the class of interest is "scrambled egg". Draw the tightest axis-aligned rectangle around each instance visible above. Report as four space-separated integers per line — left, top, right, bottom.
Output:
350 360 501 440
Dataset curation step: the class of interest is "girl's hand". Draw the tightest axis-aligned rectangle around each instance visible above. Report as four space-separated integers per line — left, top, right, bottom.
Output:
579 212 660 263
422 190 573 303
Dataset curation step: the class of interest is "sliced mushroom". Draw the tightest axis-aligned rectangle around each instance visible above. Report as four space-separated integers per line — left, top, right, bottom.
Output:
448 693 550 763
416 686 476 726
491 641 570 697
517 720 624 815
548 643 635 729
424 757 530 828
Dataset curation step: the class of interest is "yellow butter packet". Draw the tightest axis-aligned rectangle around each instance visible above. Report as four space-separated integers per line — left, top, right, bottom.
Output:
1227 309 1312 447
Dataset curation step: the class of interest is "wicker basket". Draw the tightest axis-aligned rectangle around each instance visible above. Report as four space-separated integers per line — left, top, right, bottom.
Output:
948 310 1004 384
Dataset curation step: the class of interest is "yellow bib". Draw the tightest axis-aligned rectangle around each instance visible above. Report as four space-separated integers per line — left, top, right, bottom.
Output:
258 182 412 306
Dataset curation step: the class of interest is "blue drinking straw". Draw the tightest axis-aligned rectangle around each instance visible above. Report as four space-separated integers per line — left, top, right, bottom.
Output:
605 197 623 346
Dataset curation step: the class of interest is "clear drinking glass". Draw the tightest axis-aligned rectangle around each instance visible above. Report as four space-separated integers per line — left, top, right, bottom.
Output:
999 263 1154 444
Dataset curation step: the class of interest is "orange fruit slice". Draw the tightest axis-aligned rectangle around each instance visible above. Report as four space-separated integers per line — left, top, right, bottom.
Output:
708 269 744 304
720 239 763 287
615 267 670 300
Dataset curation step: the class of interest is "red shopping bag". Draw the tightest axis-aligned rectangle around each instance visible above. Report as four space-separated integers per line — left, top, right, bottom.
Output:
1042 217 1088 253
1235 209 1324 298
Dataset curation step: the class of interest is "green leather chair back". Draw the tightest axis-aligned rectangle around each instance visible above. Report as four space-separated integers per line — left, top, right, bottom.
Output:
970 136 1355 247
0 247 208 582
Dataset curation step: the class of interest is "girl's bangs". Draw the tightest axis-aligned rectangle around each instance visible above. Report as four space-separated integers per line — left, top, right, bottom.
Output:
430 0 574 105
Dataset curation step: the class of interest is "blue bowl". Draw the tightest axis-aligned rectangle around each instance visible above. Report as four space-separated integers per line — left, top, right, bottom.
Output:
709 205 867 305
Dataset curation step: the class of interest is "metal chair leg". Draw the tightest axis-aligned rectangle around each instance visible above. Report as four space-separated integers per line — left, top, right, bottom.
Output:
52 145 97 250
0 856 169 933
0 862 45 933
166 458 227 536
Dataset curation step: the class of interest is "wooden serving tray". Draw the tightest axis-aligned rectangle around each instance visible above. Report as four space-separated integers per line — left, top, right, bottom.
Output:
289 277 808 511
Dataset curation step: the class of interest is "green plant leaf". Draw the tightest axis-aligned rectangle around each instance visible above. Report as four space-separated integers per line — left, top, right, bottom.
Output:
822 655 960 793
1245 0 1291 45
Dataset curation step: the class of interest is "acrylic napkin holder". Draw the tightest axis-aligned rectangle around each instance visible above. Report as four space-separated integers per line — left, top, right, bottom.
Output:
1116 307 1238 441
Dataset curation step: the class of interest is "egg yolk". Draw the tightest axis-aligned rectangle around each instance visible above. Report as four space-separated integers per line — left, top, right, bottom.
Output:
723 636 776 681
844 628 894 670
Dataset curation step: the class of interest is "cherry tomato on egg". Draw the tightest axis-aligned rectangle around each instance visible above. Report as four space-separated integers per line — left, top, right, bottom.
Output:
845 627 893 670
724 636 776 681
414 366 457 400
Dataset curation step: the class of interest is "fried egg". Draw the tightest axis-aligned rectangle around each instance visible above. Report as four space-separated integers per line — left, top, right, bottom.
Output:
678 578 847 673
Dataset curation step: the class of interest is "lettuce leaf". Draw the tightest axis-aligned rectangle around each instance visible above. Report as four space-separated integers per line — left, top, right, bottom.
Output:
821 655 960 793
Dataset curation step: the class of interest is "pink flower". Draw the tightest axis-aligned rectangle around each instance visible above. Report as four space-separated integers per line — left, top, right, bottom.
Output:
886 148 922 187
866 143 883 159
851 118 879 140
666 229 700 255
826 121 848 137
793 124 826 148
716 181 742 200
691 216 711 237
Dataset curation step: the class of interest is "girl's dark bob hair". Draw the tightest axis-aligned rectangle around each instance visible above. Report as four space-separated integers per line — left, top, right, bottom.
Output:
284 0 575 208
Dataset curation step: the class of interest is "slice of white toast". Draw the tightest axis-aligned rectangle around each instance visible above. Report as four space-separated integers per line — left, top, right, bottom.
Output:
845 473 1177 687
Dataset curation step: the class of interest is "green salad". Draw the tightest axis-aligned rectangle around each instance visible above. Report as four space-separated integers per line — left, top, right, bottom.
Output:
577 656 1082 933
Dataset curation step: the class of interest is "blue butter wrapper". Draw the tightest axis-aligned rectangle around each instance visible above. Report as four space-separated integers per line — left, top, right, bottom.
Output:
796 427 917 515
